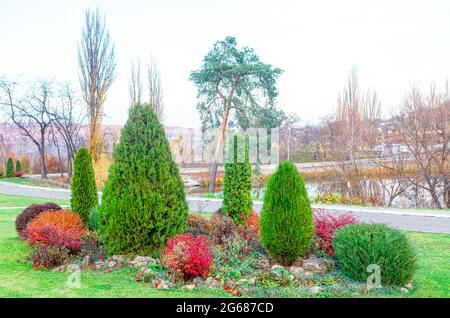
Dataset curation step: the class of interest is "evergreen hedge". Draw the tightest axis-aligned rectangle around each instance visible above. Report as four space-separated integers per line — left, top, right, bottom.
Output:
6 158 14 178
15 160 22 173
99 104 188 255
259 160 314 265
222 134 253 224
70 147 98 224
333 223 417 286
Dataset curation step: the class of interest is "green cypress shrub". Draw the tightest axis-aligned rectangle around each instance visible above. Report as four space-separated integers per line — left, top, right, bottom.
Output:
99 104 188 255
15 160 22 173
260 160 314 265
333 223 417 286
222 134 253 224
70 147 98 224
6 158 14 178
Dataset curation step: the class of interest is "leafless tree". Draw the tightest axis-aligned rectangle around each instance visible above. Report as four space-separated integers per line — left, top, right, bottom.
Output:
48 83 85 178
394 85 450 208
129 58 143 106
148 57 164 121
78 8 116 162
280 112 300 161
0 79 53 179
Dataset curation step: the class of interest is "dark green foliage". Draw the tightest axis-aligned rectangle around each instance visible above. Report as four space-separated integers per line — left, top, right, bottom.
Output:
15 160 22 172
259 161 314 265
99 104 188 255
70 147 98 224
222 134 252 224
6 157 14 178
88 207 99 231
333 223 417 286
15 202 62 239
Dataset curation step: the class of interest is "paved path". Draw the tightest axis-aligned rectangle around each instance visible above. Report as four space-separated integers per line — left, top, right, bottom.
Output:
1 181 449 234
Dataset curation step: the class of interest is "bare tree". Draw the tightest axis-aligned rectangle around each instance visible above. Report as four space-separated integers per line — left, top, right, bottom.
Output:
78 8 116 162
394 85 450 208
148 57 164 121
129 58 143 106
48 83 85 178
0 79 53 179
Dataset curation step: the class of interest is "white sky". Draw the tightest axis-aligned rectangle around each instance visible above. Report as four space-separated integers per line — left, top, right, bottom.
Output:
1 0 450 127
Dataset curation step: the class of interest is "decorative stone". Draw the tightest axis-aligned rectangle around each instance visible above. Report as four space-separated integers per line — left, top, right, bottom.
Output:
255 257 271 271
193 277 205 286
406 282 413 289
151 278 173 289
302 258 328 274
204 277 222 288
400 288 409 293
52 265 66 272
225 279 237 288
94 260 104 270
290 266 314 280
181 284 196 290
129 256 157 268
271 265 286 278
66 263 80 272
248 277 257 286
308 286 324 294
111 255 126 267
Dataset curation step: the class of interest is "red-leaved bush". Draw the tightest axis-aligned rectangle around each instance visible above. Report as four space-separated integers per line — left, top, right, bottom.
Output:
161 233 213 281
25 210 85 253
239 210 259 244
313 210 358 255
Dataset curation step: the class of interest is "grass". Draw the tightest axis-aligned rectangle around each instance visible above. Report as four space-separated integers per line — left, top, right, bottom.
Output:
0 177 66 189
0 193 448 298
0 193 69 207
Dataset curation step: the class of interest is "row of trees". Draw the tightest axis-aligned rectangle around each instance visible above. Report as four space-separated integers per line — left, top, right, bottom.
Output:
0 8 164 180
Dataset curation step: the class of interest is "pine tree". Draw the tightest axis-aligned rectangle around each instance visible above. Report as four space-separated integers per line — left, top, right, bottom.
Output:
15 160 22 173
260 160 314 265
6 158 14 178
71 147 98 224
222 134 253 224
99 104 188 255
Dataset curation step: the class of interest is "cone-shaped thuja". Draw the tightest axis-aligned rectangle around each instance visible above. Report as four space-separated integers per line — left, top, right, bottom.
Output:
99 104 188 255
260 160 314 265
71 147 98 224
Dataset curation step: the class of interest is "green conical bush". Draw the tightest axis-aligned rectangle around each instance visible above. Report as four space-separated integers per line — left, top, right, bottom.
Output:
71 147 98 224
15 160 22 173
99 104 188 255
6 158 14 178
260 160 314 265
222 134 253 224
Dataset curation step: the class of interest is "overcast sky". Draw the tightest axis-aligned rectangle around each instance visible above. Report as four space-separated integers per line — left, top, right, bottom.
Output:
1 0 450 127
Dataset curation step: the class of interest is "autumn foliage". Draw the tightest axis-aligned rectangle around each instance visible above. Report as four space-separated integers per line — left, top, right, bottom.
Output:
161 233 213 281
25 210 85 253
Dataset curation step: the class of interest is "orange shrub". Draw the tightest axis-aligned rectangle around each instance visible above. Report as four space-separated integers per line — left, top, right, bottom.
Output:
26 210 85 252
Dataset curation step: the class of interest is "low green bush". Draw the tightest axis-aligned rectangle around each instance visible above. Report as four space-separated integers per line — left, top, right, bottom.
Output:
333 223 417 286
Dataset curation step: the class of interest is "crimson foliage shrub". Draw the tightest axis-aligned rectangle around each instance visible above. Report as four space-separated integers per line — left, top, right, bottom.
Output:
15 202 62 239
313 210 358 255
161 233 213 281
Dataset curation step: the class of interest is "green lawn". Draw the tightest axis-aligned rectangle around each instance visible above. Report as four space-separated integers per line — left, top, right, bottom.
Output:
0 193 70 207
0 177 65 189
0 194 448 298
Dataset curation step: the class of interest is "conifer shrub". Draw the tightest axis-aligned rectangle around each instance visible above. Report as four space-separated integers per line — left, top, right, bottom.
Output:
71 147 98 224
222 134 253 224
15 159 22 173
99 104 188 255
333 223 417 286
16 202 62 239
259 161 314 265
6 157 14 178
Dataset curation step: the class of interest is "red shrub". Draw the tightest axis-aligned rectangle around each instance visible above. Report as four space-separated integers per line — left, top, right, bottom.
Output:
25 210 85 253
16 202 62 239
239 210 259 244
30 245 70 269
313 210 358 255
161 233 213 281
14 171 24 177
